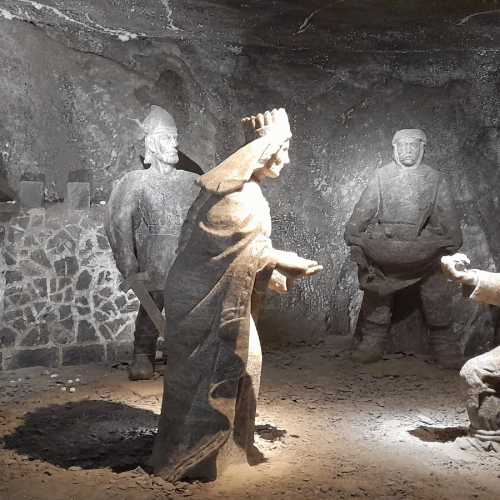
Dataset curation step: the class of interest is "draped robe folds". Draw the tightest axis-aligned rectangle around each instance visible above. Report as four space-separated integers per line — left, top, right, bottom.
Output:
150 179 275 481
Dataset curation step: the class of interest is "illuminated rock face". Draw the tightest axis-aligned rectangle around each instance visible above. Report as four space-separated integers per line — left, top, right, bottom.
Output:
1 1 500 364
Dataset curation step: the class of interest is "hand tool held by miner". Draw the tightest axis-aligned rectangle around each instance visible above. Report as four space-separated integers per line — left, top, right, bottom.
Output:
120 272 166 336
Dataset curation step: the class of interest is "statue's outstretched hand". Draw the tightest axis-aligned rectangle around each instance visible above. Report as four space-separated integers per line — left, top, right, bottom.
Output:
273 250 323 278
441 253 478 287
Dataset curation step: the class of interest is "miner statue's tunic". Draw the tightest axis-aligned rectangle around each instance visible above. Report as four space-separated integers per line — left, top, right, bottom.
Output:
150 109 322 481
345 129 463 368
106 106 199 380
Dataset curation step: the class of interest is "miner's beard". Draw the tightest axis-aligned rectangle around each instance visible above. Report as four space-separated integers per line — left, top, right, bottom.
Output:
158 149 179 165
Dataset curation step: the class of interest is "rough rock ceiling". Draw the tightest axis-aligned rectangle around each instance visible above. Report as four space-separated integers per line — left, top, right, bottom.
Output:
1 0 500 51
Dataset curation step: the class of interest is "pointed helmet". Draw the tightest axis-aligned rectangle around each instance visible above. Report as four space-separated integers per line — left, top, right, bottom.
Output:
143 105 177 136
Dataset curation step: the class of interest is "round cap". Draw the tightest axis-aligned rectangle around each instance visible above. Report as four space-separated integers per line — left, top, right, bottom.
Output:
392 129 427 145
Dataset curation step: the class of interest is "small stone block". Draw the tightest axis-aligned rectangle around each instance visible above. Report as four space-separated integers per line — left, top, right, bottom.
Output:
7 347 58 369
0 202 19 214
77 320 98 342
67 170 91 183
21 326 50 347
54 256 79 276
20 172 45 182
62 344 105 365
76 270 92 290
5 270 22 284
66 182 90 210
0 327 17 348
0 176 16 201
106 341 133 363
18 181 44 209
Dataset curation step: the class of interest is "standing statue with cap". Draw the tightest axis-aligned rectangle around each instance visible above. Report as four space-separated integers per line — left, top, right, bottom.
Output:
105 105 200 380
150 108 322 481
344 129 463 367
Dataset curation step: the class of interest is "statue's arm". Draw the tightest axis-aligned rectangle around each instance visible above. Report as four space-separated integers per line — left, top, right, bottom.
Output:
254 229 321 288
468 270 500 307
105 176 140 278
442 253 500 306
430 177 463 252
344 176 379 246
262 248 322 283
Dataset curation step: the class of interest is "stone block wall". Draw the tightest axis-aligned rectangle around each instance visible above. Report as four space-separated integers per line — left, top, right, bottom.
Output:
0 205 138 370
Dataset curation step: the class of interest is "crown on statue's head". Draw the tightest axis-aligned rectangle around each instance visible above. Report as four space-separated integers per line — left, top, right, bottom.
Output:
241 108 292 144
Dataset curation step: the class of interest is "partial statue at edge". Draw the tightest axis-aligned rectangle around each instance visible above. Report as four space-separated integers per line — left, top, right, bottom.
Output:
106 105 199 380
442 253 500 450
345 129 463 368
150 108 322 481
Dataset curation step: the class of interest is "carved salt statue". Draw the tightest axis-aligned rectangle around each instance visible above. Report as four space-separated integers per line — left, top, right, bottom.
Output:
344 129 463 367
105 105 199 380
442 253 500 449
150 108 322 481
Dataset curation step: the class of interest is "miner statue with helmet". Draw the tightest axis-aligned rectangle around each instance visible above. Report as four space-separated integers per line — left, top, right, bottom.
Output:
344 129 463 368
106 105 200 380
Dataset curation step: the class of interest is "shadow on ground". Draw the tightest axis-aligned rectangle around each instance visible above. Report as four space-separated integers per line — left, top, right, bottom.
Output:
2 401 158 472
408 425 468 443
255 424 287 442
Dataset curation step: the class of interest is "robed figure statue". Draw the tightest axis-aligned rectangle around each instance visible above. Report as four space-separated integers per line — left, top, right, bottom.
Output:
150 109 322 481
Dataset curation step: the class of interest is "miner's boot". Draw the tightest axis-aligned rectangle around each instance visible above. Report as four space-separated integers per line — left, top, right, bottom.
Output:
352 321 388 364
128 353 155 380
128 336 157 381
429 326 464 370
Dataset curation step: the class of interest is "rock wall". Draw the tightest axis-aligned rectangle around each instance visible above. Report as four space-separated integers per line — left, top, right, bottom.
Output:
0 13 217 202
0 206 137 369
1 1 500 367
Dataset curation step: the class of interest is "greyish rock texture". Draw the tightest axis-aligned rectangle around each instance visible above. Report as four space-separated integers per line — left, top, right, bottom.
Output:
0 206 138 369
1 1 500 366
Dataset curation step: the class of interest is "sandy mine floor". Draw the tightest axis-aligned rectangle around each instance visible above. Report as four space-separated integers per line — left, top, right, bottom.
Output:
1 339 499 500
